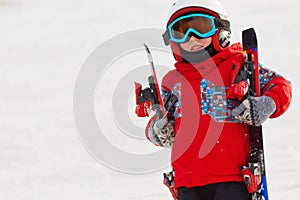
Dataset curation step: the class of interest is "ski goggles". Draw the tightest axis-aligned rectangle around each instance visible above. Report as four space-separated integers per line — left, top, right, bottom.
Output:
163 13 230 45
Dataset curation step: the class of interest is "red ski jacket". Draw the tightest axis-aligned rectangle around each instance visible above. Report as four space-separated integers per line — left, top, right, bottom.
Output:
146 43 292 188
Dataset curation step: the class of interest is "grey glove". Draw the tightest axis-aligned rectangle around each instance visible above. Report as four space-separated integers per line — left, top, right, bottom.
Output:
231 96 276 126
148 117 175 148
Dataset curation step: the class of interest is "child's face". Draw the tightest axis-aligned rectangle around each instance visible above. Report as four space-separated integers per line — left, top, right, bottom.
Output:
179 36 212 52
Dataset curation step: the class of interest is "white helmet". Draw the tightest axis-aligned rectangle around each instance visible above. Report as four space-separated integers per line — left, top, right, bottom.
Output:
163 0 231 62
167 0 228 21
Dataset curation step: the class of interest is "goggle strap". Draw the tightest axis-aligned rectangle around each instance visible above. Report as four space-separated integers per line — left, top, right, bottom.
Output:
215 18 231 32
162 30 171 46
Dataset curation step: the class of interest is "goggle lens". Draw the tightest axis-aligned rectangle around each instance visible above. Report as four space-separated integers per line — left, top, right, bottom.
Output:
168 14 217 43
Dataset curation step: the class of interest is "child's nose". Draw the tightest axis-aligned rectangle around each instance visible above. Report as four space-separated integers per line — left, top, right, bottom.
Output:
189 35 200 42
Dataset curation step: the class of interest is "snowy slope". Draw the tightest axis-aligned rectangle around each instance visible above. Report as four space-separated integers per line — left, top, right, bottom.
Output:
0 0 299 199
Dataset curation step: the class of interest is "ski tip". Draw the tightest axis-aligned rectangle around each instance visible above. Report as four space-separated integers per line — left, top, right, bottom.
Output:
143 43 150 53
242 28 258 50
143 43 153 62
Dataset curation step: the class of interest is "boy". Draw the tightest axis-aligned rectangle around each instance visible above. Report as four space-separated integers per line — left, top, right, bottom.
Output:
146 0 292 199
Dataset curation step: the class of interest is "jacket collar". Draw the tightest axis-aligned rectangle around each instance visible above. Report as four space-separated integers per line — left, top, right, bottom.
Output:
174 43 243 79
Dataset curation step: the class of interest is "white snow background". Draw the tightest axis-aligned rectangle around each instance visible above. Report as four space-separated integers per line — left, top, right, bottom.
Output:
1 0 299 199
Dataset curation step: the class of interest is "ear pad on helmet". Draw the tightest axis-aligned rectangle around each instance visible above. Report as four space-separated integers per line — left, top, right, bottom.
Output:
212 29 231 51
218 30 231 48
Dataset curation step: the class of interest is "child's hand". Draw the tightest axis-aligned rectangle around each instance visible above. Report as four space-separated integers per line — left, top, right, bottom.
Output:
231 96 276 126
149 117 175 148
153 117 169 132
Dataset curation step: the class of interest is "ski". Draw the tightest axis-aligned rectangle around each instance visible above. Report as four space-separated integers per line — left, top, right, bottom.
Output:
134 44 165 119
144 44 165 118
241 28 269 200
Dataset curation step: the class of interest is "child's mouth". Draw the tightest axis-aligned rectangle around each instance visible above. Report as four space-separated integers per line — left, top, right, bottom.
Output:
190 45 204 52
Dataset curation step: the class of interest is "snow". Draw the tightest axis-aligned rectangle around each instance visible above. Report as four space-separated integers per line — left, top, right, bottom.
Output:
0 0 299 199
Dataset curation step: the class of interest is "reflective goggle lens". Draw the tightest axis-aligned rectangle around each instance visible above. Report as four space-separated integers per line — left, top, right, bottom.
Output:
168 14 217 43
